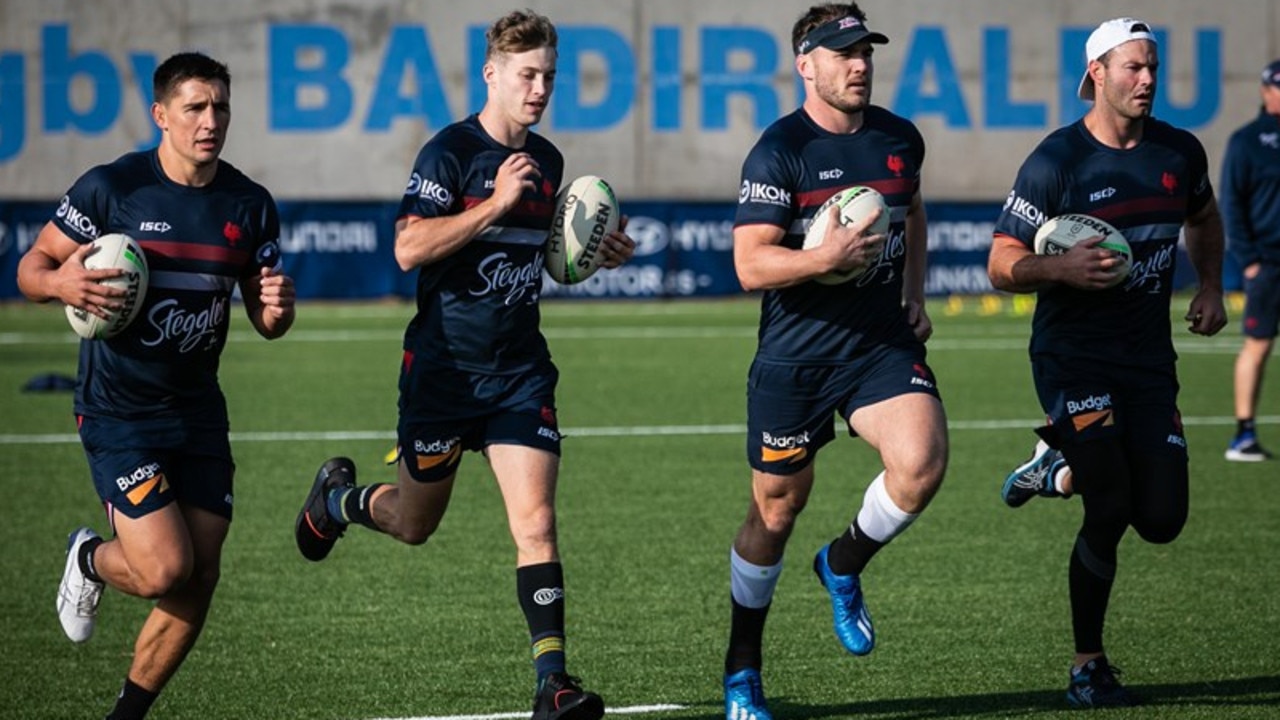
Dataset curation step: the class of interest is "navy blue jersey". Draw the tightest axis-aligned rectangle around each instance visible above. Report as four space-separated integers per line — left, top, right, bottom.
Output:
734 106 924 364
993 118 1213 367
1221 110 1280 266
397 114 563 374
52 150 281 425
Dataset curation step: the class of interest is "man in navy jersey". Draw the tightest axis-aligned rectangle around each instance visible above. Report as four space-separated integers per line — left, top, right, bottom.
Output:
16 52 294 720
292 10 632 720
1223 59 1280 461
988 17 1228 709
723 4 948 718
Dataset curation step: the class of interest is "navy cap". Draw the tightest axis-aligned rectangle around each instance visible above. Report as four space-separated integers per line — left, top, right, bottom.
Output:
1262 59 1280 87
795 15 889 55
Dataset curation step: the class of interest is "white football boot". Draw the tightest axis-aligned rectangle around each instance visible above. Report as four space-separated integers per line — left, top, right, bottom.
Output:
56 527 105 643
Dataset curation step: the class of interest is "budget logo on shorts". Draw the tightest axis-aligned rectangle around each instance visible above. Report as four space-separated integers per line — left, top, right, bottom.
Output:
414 436 462 471
1066 393 1114 432
115 462 170 507
761 431 809 464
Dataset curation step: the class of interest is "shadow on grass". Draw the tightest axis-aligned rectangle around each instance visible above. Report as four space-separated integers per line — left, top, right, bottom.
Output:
678 674 1280 718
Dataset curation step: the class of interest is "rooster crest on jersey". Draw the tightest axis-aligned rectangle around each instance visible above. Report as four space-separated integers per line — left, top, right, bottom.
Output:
545 175 619 285
65 233 150 340
1033 213 1133 286
802 186 891 285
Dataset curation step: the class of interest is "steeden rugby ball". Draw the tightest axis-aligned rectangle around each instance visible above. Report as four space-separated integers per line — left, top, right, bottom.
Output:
545 175 620 285
65 233 149 340
1033 213 1132 286
802 185 891 285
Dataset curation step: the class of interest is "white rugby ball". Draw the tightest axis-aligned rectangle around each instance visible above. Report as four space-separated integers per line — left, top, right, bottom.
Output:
1034 213 1132 286
545 175 620 284
65 233 149 340
802 186 891 285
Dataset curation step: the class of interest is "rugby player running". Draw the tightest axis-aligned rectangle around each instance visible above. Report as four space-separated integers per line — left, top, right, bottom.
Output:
988 17 1227 709
724 4 947 718
292 10 633 720
18 52 295 720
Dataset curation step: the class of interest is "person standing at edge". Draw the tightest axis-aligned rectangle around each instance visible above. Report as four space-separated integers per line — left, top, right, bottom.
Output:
1222 58 1280 462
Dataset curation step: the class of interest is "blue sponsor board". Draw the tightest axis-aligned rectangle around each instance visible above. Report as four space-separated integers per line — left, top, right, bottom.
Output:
0 200 1240 301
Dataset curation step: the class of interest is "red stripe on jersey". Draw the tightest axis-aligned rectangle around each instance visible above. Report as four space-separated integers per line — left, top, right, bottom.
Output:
1091 196 1185 221
461 195 555 218
796 177 916 209
140 241 250 265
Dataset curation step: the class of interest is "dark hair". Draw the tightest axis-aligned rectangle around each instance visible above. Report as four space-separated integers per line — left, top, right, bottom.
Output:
153 52 231 103
485 9 558 62
792 3 868 54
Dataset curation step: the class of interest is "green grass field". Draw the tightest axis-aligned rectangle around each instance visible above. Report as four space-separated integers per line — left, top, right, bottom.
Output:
1 297 1277 720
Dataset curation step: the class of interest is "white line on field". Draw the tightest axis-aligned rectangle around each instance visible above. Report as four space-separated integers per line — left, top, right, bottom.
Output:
0 327 1249 351
365 704 685 720
1 416 1275 446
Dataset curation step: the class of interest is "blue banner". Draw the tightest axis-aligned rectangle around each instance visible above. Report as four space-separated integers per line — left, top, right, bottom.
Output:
0 200 1243 301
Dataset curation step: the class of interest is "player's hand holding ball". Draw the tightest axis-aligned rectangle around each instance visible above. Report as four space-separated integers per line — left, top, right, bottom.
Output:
803 186 890 285
1034 213 1132 291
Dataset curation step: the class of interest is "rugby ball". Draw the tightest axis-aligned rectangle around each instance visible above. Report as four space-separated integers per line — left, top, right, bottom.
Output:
545 175 619 284
1033 213 1132 286
802 186 891 285
65 233 149 340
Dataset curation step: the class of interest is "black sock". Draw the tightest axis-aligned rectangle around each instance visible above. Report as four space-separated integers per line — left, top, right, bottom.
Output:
826 520 884 576
1069 534 1116 655
517 562 566 682
725 598 770 675
106 678 158 720
341 484 387 531
1238 418 1256 436
80 535 104 584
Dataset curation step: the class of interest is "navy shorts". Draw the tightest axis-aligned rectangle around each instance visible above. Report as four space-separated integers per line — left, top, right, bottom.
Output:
78 415 235 521
1242 262 1280 339
1031 353 1187 460
745 344 940 475
398 357 561 483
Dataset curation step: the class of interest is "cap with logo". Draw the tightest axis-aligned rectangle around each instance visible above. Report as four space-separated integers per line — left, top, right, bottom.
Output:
795 15 889 55
1077 17 1157 101
1261 59 1280 87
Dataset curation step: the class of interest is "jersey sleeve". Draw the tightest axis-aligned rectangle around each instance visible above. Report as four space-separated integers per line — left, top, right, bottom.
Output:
992 149 1065 249
1181 131 1214 219
733 140 798 230
397 138 462 221
250 192 283 275
51 166 114 243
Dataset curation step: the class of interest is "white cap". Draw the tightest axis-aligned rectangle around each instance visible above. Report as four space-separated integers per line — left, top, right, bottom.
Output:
1077 17 1157 101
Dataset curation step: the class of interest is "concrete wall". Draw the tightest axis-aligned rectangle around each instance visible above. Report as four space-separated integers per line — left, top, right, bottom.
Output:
1 0 1277 201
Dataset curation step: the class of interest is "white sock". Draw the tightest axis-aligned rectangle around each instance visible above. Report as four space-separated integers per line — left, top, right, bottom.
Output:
1053 466 1072 495
729 547 783 609
855 471 917 543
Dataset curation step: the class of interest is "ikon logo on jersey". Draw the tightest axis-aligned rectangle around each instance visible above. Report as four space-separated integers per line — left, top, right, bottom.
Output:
115 462 170 506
